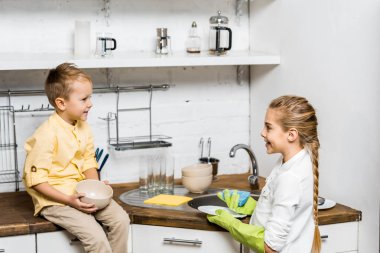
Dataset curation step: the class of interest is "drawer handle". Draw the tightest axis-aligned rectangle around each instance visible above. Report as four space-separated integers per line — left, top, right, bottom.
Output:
321 235 329 240
163 237 202 246
0 249 5 252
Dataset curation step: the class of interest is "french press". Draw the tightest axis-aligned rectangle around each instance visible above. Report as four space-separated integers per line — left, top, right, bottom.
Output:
209 11 232 55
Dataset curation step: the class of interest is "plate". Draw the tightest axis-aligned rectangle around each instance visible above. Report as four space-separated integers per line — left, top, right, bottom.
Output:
198 205 247 218
318 199 336 210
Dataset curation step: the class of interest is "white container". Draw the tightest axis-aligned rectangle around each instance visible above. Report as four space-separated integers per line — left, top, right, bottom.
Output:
182 175 212 193
76 179 113 209
181 163 212 177
74 20 91 58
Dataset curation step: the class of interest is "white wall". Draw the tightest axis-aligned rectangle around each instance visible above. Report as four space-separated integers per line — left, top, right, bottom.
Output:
0 0 253 191
250 0 380 252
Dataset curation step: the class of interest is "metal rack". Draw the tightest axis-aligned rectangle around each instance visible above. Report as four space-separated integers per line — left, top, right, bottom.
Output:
0 84 172 192
103 85 172 151
0 106 20 191
1 84 173 154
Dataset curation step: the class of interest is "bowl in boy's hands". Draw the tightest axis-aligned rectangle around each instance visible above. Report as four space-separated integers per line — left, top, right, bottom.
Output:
76 179 113 209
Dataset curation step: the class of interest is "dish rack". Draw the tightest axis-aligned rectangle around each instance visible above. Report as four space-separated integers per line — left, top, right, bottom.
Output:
103 85 172 151
0 106 20 191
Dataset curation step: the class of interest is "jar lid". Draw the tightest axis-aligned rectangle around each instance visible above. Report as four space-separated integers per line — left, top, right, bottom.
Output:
209 11 229 25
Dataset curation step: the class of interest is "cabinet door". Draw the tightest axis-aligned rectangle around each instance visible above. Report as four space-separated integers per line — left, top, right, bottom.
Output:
132 224 240 253
0 234 35 253
37 231 84 253
319 222 358 253
37 228 132 253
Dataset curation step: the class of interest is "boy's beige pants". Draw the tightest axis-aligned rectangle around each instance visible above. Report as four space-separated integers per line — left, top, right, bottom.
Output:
41 199 130 253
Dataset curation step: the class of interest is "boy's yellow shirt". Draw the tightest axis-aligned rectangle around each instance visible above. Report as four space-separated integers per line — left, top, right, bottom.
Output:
23 112 98 216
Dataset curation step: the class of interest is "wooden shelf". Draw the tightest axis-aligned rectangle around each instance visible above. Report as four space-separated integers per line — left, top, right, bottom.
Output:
0 51 280 70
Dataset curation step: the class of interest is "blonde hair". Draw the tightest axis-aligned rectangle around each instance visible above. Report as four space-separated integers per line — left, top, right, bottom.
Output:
45 63 92 108
269 95 321 253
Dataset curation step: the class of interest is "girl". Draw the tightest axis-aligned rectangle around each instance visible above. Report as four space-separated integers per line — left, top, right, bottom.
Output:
208 95 321 253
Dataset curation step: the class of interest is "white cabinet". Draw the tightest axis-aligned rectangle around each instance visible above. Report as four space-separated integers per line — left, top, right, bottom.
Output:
319 222 359 253
132 224 240 253
0 234 36 253
36 227 132 253
37 231 84 253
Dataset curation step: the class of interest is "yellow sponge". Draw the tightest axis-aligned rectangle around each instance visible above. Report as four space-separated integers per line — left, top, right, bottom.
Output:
144 194 193 206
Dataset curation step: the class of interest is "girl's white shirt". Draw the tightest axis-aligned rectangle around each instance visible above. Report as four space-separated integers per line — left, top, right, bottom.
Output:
250 149 314 253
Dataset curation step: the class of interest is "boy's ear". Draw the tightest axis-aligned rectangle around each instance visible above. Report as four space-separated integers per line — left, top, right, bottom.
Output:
55 97 66 111
287 128 299 142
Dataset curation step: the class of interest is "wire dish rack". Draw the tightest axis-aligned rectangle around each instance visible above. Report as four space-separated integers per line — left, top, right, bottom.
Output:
103 85 172 151
0 106 20 191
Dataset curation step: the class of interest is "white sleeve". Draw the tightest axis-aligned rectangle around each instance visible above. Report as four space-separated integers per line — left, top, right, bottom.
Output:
264 172 301 251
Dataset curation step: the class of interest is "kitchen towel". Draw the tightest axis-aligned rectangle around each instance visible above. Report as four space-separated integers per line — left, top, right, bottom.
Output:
144 194 193 206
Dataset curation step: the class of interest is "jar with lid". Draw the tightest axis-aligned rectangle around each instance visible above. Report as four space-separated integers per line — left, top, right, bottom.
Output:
185 21 201 53
209 11 232 55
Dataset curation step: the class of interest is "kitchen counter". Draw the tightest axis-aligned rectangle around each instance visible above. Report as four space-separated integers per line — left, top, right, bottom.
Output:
0 173 362 237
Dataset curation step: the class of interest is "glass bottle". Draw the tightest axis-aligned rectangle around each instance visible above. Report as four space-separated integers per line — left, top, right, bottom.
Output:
186 21 201 53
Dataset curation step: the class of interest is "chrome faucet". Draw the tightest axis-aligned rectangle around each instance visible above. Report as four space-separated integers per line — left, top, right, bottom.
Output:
229 144 260 190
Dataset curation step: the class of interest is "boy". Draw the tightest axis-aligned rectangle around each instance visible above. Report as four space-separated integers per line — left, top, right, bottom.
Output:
23 63 130 253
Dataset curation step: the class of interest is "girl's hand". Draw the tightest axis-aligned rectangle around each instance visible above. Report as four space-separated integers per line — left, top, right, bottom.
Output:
67 193 98 213
265 243 277 253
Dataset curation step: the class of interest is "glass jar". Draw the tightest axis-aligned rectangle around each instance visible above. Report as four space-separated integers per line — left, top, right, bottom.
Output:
186 21 201 53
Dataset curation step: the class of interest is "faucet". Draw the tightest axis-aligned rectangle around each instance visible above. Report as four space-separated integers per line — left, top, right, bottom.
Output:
229 144 260 190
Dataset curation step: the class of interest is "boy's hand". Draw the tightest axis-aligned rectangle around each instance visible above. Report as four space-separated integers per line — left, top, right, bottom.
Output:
67 193 98 213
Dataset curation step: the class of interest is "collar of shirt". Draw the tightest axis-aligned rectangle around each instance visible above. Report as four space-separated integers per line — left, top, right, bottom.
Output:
267 149 307 184
278 148 307 172
53 112 78 132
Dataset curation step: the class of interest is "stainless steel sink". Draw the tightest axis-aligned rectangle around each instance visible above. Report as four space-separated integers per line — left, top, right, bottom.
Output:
119 186 223 212
119 186 260 212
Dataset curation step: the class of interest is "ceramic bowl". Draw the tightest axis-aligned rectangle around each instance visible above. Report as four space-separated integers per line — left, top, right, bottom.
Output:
181 163 212 177
76 179 113 209
182 175 213 193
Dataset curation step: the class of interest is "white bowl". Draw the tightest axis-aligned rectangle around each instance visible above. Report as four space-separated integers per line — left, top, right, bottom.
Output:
76 179 113 209
181 164 212 177
182 175 213 193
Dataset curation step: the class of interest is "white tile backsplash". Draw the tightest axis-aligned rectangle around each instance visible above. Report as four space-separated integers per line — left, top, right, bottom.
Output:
0 66 251 191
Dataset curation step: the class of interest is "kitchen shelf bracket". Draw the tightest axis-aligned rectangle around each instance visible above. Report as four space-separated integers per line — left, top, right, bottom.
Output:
237 65 249 85
236 0 245 17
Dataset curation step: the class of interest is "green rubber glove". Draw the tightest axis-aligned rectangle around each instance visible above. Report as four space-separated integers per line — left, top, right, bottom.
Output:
207 209 264 253
217 189 257 215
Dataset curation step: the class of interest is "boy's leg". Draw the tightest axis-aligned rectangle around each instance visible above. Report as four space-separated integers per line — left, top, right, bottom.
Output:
41 205 112 253
95 199 130 253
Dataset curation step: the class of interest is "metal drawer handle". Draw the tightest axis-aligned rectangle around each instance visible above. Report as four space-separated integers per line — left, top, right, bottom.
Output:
0 249 5 252
321 235 328 240
163 237 202 246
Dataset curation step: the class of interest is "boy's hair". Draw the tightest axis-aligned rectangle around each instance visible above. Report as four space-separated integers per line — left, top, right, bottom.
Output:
269 95 321 253
45 63 92 108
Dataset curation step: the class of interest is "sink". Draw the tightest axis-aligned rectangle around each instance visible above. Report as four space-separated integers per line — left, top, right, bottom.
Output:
119 186 260 212
119 186 223 212
188 190 261 210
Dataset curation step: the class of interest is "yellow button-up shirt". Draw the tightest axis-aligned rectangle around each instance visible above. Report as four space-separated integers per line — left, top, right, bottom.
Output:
23 112 98 215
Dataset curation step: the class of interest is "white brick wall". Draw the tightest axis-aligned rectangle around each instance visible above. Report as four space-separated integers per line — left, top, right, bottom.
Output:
0 0 252 191
0 66 251 191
